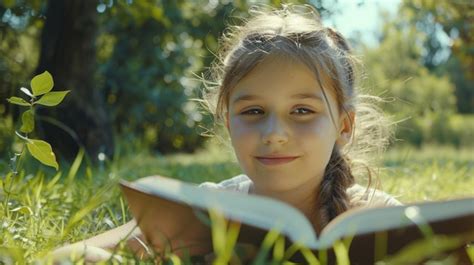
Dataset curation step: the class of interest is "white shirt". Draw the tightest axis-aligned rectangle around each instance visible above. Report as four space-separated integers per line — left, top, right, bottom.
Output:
199 174 402 207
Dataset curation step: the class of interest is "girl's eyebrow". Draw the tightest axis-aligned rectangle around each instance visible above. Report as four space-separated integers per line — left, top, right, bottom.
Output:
231 92 324 104
291 93 324 102
231 94 261 104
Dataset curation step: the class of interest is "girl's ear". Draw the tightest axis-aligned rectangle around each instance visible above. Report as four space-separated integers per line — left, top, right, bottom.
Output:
336 111 355 147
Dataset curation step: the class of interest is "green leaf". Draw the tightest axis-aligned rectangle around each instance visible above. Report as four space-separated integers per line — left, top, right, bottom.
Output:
26 139 59 170
7 97 31 106
31 71 54 96
35 90 70 107
20 110 35 133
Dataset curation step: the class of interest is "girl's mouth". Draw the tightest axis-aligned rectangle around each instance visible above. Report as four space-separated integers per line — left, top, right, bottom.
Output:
255 156 299 166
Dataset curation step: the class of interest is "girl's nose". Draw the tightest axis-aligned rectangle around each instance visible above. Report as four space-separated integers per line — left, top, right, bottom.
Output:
261 115 289 145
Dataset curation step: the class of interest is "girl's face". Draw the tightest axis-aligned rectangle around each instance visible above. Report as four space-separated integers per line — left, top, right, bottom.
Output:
226 56 352 193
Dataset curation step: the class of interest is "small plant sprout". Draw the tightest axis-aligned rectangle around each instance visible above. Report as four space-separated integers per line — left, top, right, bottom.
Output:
7 71 70 171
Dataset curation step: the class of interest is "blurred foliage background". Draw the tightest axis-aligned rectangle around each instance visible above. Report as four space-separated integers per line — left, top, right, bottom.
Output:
0 0 472 162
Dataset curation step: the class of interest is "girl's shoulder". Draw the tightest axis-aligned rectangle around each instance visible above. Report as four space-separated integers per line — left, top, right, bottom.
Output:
199 174 252 193
347 184 402 207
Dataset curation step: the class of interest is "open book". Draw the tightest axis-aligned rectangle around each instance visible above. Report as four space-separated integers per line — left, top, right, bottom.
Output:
120 175 474 263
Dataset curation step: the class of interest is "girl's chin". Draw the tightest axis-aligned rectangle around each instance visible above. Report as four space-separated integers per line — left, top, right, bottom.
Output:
251 178 298 192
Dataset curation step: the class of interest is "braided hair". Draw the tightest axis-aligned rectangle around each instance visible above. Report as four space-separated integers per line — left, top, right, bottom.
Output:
318 148 355 226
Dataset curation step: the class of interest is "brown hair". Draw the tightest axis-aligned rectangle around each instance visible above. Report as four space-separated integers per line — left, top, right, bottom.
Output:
201 4 391 227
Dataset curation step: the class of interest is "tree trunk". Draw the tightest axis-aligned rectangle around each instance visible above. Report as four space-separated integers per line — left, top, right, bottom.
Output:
35 0 113 161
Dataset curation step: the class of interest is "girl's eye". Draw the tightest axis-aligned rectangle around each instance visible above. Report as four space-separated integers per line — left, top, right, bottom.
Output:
240 108 264 115
292 107 315 115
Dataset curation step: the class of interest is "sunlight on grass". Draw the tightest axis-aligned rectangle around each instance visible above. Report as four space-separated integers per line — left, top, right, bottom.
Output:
381 146 473 202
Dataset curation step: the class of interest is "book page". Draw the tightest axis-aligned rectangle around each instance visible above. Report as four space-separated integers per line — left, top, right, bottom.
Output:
320 197 474 248
120 176 320 247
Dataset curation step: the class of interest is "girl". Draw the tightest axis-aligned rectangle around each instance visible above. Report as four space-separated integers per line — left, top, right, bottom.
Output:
51 4 400 263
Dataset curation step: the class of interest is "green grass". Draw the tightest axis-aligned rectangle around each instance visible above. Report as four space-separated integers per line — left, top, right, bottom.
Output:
0 142 472 264
381 145 473 202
